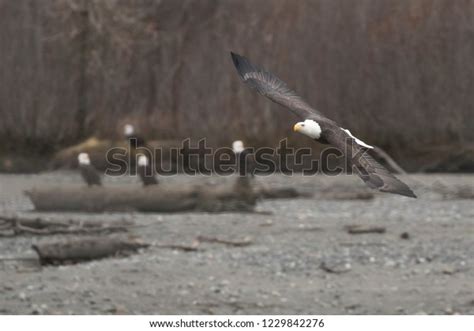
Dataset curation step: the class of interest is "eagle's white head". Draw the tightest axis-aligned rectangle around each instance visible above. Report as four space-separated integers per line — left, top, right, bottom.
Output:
138 155 149 167
232 140 245 153
293 119 322 139
124 124 134 136
78 153 91 165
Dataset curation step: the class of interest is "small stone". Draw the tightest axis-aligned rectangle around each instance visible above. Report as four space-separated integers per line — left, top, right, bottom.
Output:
3 285 14 291
320 260 352 274
416 257 426 264
400 232 410 240
442 267 457 275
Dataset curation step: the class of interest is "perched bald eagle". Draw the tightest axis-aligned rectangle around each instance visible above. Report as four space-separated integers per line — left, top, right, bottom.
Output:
137 155 158 186
124 124 147 148
232 140 256 177
231 52 416 198
77 153 102 187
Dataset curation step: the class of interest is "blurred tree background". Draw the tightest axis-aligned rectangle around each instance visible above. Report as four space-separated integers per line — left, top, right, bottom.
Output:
0 0 473 171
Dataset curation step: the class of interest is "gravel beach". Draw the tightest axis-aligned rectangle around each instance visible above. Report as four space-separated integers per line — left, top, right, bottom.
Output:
0 172 473 314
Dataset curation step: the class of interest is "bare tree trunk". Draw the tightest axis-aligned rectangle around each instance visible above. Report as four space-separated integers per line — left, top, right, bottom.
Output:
76 0 89 140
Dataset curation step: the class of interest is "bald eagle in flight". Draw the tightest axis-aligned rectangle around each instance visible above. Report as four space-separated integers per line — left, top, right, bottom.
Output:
77 153 102 187
231 52 416 198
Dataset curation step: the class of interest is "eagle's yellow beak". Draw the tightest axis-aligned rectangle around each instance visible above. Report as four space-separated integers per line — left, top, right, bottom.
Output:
293 123 302 132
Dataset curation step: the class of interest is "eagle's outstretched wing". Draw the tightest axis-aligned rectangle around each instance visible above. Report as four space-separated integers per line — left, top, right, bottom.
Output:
325 124 416 198
231 52 326 121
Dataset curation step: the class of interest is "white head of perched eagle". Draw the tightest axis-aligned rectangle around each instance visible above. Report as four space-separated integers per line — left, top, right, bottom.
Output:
232 140 245 153
78 152 91 165
124 124 134 136
77 152 101 187
138 154 149 167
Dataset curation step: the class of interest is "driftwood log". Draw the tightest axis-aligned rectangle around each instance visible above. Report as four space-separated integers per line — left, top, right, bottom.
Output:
24 175 376 213
25 181 257 213
257 187 313 199
313 190 374 200
0 215 133 236
32 237 149 265
197 235 253 247
345 224 387 234
237 175 313 200
25 186 199 213
432 182 474 200
196 178 257 212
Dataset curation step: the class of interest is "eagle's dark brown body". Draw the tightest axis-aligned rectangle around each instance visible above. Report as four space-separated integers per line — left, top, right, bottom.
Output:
80 164 102 187
138 163 159 186
127 135 147 149
236 149 256 177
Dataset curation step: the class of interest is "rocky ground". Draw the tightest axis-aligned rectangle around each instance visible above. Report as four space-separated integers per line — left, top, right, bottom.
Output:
0 172 473 314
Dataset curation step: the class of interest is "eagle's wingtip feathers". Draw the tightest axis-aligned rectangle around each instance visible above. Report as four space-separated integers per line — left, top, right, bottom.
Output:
390 187 417 198
398 184 417 198
230 51 242 59
230 52 244 72
230 52 253 80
